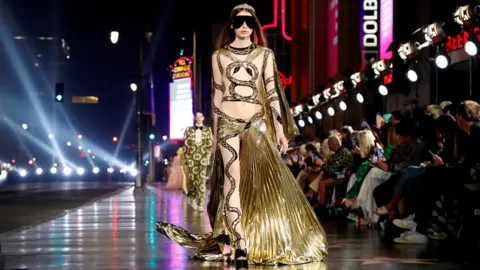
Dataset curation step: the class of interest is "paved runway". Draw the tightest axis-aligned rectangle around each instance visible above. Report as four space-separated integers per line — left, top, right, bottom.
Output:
0 184 472 270
0 181 130 235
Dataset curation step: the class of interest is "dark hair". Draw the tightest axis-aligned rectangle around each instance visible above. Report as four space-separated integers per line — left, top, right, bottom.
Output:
391 110 404 122
457 100 480 122
305 143 319 155
216 7 268 49
394 120 417 138
443 104 455 115
435 114 457 137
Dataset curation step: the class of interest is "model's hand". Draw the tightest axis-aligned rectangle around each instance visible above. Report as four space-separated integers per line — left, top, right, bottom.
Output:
276 132 288 154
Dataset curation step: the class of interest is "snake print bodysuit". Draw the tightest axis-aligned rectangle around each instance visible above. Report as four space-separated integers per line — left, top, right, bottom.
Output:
211 44 284 249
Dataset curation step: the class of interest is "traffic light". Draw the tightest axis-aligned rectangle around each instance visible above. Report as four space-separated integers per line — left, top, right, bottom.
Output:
148 132 156 140
143 113 156 141
55 83 64 102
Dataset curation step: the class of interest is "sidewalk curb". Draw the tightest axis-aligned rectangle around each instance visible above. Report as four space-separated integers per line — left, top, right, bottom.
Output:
0 183 134 239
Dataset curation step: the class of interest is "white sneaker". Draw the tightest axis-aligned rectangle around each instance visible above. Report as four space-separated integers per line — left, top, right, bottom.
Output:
197 205 204 212
394 230 428 244
393 214 417 230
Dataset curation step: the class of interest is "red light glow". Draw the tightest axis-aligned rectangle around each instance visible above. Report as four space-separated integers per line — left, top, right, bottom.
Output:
262 0 292 41
112 136 118 142
445 27 480 54
278 71 292 89
28 160 33 165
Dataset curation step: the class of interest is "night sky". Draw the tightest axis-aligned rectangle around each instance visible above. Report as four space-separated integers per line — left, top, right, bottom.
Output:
0 0 271 143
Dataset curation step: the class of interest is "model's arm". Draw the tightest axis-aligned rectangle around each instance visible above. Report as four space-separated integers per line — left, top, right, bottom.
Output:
211 51 224 138
263 50 283 135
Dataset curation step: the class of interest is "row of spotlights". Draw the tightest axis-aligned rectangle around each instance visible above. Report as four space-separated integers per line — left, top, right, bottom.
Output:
17 167 137 177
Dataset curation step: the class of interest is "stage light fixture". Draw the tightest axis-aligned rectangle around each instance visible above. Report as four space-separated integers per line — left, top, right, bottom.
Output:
327 107 335 116
36 168 43 175
378 85 389 96
50 167 57 174
93 167 100 174
77 168 85 175
292 105 303 117
298 119 305 127
333 81 345 93
314 111 322 120
372 60 392 76
465 32 480 56
307 116 313 124
350 72 367 88
339 101 347 111
407 69 418 82
356 93 365 103
312 94 321 105
19 169 27 177
107 167 114 174
435 54 450 69
423 22 447 45
398 41 421 61
453 4 480 28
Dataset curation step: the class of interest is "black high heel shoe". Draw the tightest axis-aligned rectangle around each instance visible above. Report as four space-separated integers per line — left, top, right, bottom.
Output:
234 248 249 269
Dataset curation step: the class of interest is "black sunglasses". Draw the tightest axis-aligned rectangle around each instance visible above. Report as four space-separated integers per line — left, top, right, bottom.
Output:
232 16 256 29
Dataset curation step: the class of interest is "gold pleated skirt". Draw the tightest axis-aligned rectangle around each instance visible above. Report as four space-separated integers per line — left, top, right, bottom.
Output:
157 118 328 265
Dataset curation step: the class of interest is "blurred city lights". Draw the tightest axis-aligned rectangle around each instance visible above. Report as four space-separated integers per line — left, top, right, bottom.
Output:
130 83 137 91
19 169 27 177
77 167 85 175
110 31 119 44
63 167 72 176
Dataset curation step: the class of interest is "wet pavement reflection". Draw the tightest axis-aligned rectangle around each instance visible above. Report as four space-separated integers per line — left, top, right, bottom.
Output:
0 184 465 269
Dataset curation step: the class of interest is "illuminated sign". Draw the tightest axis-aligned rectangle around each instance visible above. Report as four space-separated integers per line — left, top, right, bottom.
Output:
277 71 292 89
72 96 99 104
360 0 379 67
262 0 292 41
169 77 194 140
445 27 480 53
327 0 339 78
380 0 393 59
170 56 192 79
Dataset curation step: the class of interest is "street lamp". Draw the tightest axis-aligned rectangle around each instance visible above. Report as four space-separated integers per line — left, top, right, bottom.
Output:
21 123 28 130
130 83 137 92
110 29 153 190
110 31 119 44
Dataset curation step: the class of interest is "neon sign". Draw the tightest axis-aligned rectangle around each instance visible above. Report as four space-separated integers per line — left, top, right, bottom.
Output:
380 0 393 59
262 0 292 41
445 27 480 53
169 56 193 80
360 0 380 67
278 71 292 89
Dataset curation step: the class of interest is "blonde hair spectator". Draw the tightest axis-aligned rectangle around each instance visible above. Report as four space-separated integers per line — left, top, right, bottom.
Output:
425 104 442 119
358 130 376 158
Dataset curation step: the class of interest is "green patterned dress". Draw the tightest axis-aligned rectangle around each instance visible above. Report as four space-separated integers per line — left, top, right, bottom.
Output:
183 125 213 205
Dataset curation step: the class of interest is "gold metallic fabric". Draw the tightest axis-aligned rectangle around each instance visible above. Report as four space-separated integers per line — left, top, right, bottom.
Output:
157 118 327 265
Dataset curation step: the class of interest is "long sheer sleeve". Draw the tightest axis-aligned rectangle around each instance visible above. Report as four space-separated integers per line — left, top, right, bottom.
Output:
263 50 283 135
211 51 224 137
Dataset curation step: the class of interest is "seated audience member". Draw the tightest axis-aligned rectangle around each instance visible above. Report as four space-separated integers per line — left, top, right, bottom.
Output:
393 100 480 244
374 115 457 220
340 126 354 150
284 147 302 177
306 135 353 210
374 111 403 147
346 121 424 225
372 120 427 218
345 130 378 199
296 143 322 190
